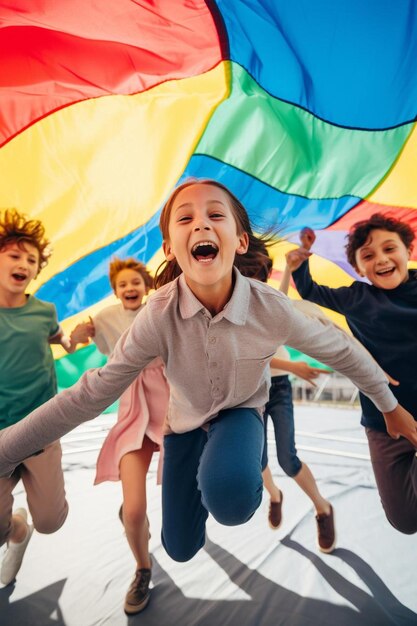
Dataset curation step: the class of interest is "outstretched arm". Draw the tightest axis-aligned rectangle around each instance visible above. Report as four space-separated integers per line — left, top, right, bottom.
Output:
49 327 77 354
278 264 292 296
281 297 417 446
70 317 95 349
270 357 330 386
0 308 159 476
286 228 352 314
284 226 316 275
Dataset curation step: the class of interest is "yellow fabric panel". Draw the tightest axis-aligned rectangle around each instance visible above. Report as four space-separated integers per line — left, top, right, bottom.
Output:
0 62 229 288
369 122 417 207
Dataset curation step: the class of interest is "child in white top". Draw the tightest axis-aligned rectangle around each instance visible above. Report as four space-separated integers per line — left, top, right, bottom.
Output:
70 258 169 615
0 180 414 566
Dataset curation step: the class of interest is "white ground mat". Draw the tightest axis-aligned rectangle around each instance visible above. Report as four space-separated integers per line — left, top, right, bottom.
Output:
1 405 416 625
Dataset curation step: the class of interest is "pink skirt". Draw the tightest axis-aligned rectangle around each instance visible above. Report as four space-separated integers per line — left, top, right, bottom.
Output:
94 358 169 485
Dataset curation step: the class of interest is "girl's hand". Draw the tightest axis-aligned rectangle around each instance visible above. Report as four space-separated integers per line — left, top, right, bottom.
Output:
300 227 316 250
285 247 312 272
290 361 330 386
383 404 417 447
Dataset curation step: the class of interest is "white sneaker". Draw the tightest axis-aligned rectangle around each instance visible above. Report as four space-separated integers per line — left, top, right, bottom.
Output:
1 508 34 585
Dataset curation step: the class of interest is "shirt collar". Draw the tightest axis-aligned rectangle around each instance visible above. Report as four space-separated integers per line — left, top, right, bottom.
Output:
178 268 250 325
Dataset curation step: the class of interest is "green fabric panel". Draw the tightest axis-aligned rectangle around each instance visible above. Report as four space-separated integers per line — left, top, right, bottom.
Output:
286 347 331 371
195 63 412 199
55 344 118 413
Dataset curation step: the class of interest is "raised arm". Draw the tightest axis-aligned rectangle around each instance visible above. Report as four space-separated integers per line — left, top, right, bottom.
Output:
271 357 330 386
278 264 292 296
286 228 352 314
49 327 77 353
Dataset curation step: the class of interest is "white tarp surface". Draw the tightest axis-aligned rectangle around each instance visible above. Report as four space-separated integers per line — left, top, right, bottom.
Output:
1 405 416 625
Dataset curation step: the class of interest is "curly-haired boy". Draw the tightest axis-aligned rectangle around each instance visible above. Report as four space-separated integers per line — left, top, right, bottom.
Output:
0 209 74 585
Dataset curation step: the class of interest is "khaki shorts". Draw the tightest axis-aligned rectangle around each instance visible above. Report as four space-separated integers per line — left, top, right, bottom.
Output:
0 440 68 545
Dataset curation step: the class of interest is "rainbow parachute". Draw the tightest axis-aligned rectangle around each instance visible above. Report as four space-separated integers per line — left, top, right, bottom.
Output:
1 1 416 384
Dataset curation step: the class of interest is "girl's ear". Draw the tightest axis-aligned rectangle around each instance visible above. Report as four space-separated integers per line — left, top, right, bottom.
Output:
163 240 175 261
236 232 249 256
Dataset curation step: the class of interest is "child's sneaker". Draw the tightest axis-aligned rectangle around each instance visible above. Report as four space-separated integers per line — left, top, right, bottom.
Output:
0 508 34 585
268 491 283 529
124 566 152 615
315 504 336 553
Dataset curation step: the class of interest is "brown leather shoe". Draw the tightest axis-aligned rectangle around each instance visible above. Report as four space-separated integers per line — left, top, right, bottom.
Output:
316 504 336 553
268 491 283 529
124 567 152 615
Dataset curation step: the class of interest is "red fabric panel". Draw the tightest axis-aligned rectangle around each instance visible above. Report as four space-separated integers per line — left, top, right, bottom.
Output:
0 0 222 145
328 201 417 260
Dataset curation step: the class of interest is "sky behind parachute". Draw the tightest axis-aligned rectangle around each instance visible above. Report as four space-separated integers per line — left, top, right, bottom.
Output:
1 0 416 383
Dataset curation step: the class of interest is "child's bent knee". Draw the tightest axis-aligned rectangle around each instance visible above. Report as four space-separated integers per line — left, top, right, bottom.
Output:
161 532 203 562
201 472 262 525
210 498 258 526
33 502 69 535
388 516 417 535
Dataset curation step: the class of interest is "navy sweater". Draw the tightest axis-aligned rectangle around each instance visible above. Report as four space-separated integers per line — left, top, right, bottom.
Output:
293 262 417 431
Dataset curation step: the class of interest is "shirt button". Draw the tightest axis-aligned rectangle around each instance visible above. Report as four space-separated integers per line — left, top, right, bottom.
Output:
212 362 217 367
209 337 216 344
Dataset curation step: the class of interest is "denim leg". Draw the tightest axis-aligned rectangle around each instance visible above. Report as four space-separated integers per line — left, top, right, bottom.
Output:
197 408 264 526
161 428 209 562
265 376 302 477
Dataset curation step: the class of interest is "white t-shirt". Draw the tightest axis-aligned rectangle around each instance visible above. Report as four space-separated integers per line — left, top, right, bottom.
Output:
93 303 141 355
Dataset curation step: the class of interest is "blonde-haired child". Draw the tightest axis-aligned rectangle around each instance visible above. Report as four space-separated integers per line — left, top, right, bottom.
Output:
71 257 169 615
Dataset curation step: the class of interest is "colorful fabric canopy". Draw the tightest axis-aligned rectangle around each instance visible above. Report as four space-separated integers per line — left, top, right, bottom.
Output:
1 0 416 383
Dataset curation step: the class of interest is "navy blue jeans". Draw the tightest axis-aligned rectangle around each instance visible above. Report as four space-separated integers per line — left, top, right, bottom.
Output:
264 375 302 478
162 408 265 562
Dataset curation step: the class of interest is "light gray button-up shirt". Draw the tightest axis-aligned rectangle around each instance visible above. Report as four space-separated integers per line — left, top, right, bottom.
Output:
0 269 397 468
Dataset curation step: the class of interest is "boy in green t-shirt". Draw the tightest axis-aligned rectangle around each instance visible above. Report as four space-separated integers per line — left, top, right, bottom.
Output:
0 209 75 585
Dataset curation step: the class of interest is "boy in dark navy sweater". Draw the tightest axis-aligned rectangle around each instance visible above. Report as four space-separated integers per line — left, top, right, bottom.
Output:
287 214 417 534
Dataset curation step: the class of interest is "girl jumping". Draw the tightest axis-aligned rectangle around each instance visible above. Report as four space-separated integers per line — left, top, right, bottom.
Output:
0 179 414 567
70 258 169 615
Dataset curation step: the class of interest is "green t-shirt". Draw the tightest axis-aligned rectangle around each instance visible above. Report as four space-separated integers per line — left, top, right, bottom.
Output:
0 295 59 429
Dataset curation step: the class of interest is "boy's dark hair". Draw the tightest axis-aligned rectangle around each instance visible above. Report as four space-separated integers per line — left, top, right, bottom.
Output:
154 178 278 289
345 213 415 269
109 257 153 291
0 208 51 273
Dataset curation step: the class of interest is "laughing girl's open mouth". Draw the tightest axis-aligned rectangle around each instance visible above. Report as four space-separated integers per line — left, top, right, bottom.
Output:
191 241 219 262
